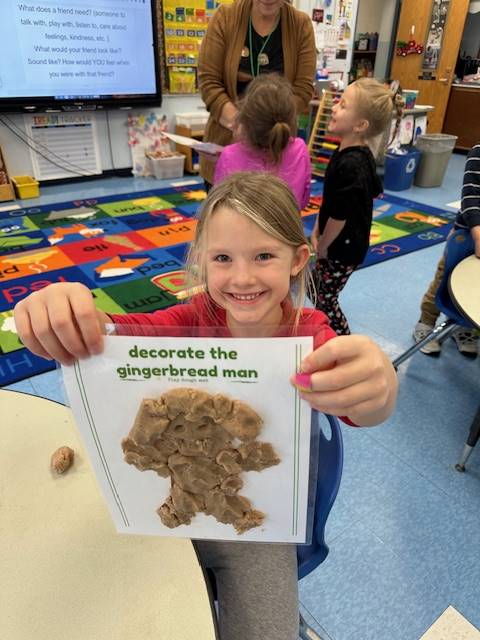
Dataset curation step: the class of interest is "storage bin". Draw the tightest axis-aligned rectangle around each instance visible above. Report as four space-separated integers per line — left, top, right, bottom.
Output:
0 145 15 201
413 134 458 187
12 175 40 199
0 183 15 201
175 111 209 133
147 153 185 180
403 89 419 110
384 148 421 191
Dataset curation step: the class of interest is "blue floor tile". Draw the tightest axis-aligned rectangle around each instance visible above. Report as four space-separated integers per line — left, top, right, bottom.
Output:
4 378 36 395
384 151 466 210
17 175 204 208
29 368 67 404
300 520 451 640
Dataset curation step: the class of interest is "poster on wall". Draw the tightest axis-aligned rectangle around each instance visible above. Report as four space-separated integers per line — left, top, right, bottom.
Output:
163 0 233 93
423 0 450 70
26 114 102 181
307 0 358 86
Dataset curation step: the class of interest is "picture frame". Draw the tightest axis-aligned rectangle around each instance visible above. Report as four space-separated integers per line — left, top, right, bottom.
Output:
358 37 369 51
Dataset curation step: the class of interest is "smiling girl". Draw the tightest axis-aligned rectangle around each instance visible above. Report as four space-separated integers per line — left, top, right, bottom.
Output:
14 172 397 640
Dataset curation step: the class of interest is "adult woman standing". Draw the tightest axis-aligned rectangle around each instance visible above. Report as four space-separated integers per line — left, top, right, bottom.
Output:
197 0 316 187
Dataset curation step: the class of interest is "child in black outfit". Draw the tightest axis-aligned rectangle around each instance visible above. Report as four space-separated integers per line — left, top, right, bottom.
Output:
312 78 403 334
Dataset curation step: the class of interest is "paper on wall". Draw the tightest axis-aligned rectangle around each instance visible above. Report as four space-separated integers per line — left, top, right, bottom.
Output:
62 333 313 543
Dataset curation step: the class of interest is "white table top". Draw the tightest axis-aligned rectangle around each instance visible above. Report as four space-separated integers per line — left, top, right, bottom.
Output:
420 606 480 639
0 390 217 640
449 254 480 329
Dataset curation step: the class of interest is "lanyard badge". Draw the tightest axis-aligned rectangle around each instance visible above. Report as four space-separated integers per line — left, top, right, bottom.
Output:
248 16 278 77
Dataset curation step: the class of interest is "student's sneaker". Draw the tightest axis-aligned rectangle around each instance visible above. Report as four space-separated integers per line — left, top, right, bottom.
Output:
413 321 442 356
452 328 478 358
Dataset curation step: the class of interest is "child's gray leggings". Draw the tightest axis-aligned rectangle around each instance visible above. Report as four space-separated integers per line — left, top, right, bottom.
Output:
194 540 299 640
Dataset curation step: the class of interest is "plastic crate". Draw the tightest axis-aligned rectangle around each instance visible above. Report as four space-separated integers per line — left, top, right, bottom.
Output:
175 111 209 133
147 154 185 180
12 175 39 199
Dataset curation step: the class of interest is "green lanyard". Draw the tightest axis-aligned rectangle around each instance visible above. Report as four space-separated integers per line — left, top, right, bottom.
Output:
248 16 278 78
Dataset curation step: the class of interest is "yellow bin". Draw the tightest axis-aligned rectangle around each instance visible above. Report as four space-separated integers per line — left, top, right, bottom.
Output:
12 175 40 199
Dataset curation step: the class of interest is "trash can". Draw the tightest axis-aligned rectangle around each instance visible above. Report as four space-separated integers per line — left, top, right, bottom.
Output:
384 148 421 191
413 133 458 187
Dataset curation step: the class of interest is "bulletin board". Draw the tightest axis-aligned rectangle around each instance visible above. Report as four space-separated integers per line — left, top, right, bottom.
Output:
302 0 358 86
423 0 451 71
162 0 233 94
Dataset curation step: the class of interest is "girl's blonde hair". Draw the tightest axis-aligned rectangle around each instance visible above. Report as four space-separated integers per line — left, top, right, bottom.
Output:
352 77 404 143
185 172 313 330
237 74 297 165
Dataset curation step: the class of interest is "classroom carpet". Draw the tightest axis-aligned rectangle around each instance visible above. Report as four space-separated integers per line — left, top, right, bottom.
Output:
0 180 455 386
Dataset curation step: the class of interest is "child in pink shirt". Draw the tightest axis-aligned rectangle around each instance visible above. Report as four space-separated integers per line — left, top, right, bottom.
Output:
214 74 311 209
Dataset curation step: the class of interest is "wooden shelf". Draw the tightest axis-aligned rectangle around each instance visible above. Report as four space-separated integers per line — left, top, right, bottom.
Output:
174 125 204 173
353 49 377 55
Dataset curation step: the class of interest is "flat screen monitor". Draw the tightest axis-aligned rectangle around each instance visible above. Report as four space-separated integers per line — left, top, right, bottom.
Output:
0 0 162 112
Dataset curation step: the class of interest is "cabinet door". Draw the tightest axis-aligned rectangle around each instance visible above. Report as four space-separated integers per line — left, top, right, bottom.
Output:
443 87 480 150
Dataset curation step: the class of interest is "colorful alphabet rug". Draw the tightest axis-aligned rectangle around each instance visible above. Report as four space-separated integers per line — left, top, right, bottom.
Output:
0 180 455 386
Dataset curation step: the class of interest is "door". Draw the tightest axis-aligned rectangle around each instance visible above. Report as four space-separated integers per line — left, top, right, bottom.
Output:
390 0 469 132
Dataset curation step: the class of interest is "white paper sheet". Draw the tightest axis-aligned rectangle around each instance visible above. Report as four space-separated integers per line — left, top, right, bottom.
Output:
62 334 313 543
163 131 224 155
446 200 461 210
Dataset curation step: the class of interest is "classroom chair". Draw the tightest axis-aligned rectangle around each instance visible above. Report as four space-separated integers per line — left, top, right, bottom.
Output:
203 411 344 640
392 229 479 472
455 406 480 472
392 228 475 369
298 411 344 640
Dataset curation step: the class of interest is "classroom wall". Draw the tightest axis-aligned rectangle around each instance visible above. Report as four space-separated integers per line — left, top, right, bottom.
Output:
460 10 480 57
0 94 205 178
354 0 384 34
374 0 399 79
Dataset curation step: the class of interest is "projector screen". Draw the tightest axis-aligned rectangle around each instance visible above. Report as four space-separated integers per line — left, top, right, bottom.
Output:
0 0 161 112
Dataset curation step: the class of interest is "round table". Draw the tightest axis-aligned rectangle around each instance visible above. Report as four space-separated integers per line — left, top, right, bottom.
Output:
0 390 217 640
448 254 480 472
449 253 480 329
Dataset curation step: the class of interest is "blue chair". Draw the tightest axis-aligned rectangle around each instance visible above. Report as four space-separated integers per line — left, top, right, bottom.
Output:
203 411 344 640
392 228 480 472
393 228 475 369
298 411 344 639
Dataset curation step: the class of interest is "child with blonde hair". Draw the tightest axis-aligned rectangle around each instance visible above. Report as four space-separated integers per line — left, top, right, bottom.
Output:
213 74 311 209
312 77 404 334
14 172 397 640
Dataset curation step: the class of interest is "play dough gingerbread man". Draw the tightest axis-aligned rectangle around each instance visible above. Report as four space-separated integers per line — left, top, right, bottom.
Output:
122 388 280 534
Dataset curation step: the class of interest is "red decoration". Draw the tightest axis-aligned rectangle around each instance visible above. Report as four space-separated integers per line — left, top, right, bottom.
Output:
396 39 424 56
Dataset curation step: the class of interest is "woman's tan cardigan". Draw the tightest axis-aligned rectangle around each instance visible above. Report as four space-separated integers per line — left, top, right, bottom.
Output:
197 0 316 184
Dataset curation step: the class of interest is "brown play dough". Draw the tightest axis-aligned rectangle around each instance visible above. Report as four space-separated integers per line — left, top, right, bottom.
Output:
50 446 75 474
122 388 280 534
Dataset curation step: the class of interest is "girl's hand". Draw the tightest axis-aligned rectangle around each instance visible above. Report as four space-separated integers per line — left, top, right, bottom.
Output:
471 225 480 258
316 245 328 260
291 335 398 426
14 282 110 366
219 101 239 132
